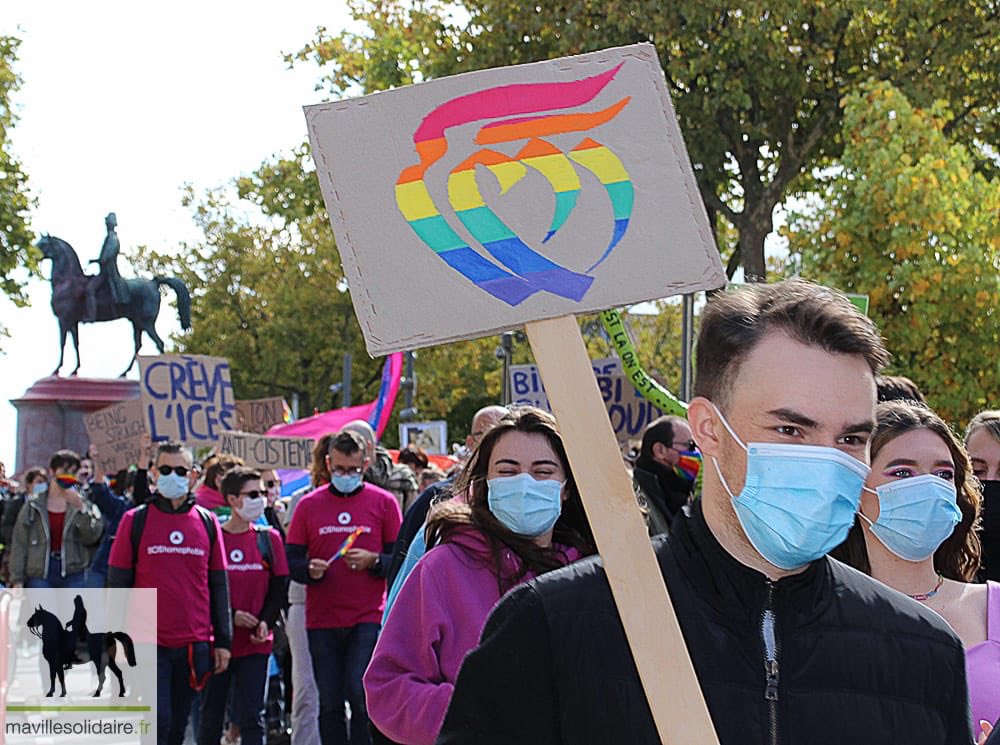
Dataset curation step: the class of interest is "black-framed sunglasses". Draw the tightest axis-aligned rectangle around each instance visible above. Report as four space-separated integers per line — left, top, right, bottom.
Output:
670 440 698 453
264 480 279 489
239 490 264 499
158 465 190 477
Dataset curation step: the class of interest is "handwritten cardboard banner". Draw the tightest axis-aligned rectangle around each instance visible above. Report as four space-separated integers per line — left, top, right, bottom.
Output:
139 354 236 444
511 360 663 444
215 431 315 471
83 399 147 474
235 397 289 434
305 43 725 355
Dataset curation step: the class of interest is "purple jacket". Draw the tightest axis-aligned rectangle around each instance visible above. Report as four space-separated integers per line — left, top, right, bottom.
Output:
363 528 582 745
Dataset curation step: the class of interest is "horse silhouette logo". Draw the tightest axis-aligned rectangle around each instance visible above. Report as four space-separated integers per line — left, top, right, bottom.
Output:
25 595 137 697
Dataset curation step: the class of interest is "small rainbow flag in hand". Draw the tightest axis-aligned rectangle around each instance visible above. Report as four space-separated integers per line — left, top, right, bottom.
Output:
328 527 365 564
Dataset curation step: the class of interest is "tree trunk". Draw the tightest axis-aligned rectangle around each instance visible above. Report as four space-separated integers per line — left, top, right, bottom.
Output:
736 210 773 283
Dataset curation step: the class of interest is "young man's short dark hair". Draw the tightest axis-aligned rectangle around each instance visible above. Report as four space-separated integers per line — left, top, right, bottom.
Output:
330 430 365 457
220 467 263 499
693 279 891 410
49 449 82 473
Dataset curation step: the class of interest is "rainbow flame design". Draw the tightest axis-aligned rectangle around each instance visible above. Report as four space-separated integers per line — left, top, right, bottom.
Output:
395 63 634 305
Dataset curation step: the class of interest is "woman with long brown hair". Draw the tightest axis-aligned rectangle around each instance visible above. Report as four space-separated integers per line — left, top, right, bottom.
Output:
363 406 595 745
833 399 998 735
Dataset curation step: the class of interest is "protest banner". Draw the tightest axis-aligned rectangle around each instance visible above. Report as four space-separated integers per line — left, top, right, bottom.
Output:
139 354 236 445
236 397 289 434
83 399 147 473
510 361 664 444
306 43 726 743
215 431 315 471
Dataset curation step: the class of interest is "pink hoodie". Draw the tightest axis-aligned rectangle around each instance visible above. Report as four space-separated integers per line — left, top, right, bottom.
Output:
363 528 582 745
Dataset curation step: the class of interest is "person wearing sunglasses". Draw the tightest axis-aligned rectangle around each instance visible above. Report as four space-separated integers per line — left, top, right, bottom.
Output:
198 467 289 745
108 440 232 745
632 415 702 536
260 469 287 540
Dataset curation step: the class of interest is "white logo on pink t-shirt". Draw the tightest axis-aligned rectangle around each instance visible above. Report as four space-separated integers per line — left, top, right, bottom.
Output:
169 530 184 545
230 548 244 563
338 512 351 525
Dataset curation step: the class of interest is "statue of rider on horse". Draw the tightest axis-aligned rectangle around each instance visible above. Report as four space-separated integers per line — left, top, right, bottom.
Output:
38 213 192 377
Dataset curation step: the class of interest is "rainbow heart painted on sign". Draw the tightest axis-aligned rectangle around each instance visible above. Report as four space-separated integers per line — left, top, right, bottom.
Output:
395 63 633 306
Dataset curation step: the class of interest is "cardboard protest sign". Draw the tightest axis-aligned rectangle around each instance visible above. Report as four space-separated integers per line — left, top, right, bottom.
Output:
511 361 663 444
215 431 315 471
83 399 146 473
306 43 724 743
306 43 725 355
139 355 236 445
235 397 289 434
399 421 448 455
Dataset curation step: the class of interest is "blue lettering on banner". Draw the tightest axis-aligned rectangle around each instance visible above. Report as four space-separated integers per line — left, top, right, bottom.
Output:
143 355 236 443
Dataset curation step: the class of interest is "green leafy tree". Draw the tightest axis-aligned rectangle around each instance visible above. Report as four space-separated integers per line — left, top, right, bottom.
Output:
786 81 1000 424
0 35 37 335
295 0 998 282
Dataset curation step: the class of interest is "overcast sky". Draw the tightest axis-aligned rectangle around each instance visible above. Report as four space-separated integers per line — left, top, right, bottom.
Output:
1 1 353 469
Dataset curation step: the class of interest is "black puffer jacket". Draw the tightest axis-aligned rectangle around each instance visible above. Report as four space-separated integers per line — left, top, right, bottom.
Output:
438 501 972 745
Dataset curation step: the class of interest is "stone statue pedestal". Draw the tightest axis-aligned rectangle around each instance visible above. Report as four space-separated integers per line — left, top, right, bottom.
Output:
10 376 139 474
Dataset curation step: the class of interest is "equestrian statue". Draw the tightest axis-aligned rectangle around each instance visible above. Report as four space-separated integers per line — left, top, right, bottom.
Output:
38 212 191 377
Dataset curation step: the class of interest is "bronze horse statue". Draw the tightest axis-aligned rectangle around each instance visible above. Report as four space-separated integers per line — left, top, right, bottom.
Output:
38 234 191 377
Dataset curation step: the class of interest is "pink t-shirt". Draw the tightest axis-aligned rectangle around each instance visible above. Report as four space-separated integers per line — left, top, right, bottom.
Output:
108 505 227 648
286 483 402 630
224 527 289 658
965 580 1000 729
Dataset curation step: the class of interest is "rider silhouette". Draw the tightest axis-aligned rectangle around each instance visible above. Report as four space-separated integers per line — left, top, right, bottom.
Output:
85 212 129 320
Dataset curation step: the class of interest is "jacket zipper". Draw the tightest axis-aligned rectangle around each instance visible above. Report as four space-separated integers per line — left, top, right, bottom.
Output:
762 581 779 745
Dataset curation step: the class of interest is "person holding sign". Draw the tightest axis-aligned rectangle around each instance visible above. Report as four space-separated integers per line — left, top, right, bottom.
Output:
437 281 973 745
286 430 402 745
199 467 289 745
364 407 595 745
108 440 232 745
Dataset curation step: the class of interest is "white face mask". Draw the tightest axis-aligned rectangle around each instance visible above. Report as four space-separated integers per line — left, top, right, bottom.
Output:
236 496 266 522
156 472 189 499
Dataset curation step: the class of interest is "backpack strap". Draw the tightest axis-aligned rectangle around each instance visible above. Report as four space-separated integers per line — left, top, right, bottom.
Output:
252 523 274 573
129 504 150 568
194 505 218 556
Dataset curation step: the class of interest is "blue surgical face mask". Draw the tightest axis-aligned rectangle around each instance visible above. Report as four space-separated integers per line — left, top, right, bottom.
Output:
858 474 961 561
710 404 870 571
156 472 189 500
332 474 363 494
487 473 564 537
32 482 47 496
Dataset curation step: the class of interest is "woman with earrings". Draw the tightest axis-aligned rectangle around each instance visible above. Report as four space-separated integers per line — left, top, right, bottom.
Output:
363 407 596 745
832 399 999 738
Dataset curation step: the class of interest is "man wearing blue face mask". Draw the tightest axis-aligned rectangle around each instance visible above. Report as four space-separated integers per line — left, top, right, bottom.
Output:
438 279 973 745
286 429 402 745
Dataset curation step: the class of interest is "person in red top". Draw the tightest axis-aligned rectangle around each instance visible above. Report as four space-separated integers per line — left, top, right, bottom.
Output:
287 429 402 745
108 440 232 745
198 466 288 745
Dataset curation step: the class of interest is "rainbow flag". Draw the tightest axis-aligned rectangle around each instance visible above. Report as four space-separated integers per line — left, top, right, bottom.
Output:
329 526 365 563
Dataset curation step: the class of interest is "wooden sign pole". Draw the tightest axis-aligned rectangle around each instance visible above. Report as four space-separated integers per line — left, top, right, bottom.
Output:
525 315 719 745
